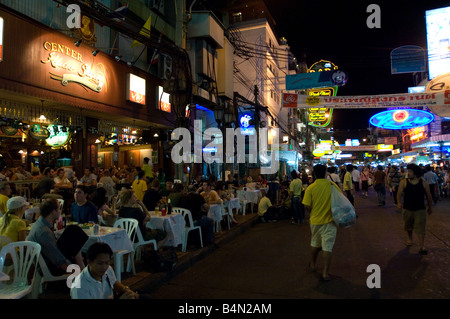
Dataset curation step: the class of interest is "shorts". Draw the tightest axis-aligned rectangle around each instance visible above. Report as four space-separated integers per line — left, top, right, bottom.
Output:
310 222 337 252
402 209 426 235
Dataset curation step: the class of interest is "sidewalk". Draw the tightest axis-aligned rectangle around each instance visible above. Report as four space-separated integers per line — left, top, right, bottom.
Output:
38 208 261 299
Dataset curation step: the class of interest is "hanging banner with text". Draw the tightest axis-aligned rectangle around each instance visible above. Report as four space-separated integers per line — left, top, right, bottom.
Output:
282 91 450 109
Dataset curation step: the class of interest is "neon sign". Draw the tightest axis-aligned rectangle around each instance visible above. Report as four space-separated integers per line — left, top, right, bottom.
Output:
239 113 255 135
307 60 338 127
369 109 434 130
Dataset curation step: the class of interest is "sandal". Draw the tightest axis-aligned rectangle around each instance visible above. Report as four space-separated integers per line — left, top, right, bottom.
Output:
419 248 428 255
406 242 413 247
320 275 331 282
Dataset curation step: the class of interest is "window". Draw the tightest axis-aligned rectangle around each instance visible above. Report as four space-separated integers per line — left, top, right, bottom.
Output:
232 12 242 23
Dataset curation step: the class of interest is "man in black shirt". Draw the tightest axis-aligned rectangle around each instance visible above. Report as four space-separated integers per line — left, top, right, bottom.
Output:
143 179 162 211
179 185 214 245
225 174 239 190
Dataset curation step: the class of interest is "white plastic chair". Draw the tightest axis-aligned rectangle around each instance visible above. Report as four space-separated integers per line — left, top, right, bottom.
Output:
113 218 137 282
0 241 41 299
221 202 231 230
236 190 251 216
31 255 70 299
134 223 157 261
173 207 203 252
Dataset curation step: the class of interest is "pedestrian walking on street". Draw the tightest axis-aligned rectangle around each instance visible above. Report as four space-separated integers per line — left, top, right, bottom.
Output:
302 164 340 281
343 164 354 206
423 165 438 204
360 166 372 197
351 165 361 193
373 165 387 206
388 166 402 205
289 170 303 224
396 163 433 255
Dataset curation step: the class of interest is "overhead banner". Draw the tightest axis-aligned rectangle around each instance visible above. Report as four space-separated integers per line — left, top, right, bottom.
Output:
282 91 450 109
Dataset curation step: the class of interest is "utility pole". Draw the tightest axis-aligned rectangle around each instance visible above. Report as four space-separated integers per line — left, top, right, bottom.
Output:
254 85 261 170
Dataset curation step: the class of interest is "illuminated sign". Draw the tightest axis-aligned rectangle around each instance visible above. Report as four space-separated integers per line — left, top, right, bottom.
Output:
408 86 426 93
46 125 70 147
369 109 434 130
158 86 171 112
306 60 338 127
239 113 255 135
127 74 146 105
0 17 3 62
41 41 107 93
408 126 428 142
202 147 217 153
426 6 450 80
378 144 394 151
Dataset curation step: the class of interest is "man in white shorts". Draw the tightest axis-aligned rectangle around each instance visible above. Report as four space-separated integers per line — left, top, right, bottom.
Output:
302 164 340 281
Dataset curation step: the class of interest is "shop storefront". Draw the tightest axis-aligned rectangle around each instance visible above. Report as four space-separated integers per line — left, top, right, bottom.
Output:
0 5 174 175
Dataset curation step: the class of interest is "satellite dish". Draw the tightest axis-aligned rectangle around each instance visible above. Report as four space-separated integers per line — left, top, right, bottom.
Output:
425 73 450 118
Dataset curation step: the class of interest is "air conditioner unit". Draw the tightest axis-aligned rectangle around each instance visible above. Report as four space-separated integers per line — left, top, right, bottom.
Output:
159 54 173 80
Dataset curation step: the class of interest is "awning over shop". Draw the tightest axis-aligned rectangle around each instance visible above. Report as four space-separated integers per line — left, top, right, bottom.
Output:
388 151 419 160
411 133 450 149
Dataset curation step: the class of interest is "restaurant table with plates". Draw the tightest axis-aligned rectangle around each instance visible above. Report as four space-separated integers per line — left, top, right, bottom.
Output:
146 212 185 248
79 225 134 253
236 189 263 214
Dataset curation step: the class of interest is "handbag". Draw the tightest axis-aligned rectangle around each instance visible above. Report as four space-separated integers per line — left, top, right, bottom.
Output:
330 182 356 228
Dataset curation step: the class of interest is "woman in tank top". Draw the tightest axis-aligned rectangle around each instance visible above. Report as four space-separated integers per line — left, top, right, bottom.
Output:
396 164 433 255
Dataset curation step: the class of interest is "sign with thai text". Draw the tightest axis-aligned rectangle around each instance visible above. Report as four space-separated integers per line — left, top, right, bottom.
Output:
369 109 434 130
282 91 450 109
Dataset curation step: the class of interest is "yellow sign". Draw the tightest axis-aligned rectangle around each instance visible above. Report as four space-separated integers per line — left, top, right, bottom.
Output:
313 149 325 157
306 96 320 106
378 144 393 151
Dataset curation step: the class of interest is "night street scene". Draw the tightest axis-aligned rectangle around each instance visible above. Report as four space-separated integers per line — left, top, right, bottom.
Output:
0 0 449 313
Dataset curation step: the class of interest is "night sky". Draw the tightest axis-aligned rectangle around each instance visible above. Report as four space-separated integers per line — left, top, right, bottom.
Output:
264 0 450 129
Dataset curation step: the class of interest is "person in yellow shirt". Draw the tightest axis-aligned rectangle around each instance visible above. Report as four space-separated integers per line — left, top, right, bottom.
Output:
0 196 30 242
343 164 354 206
132 170 148 202
257 189 276 222
302 164 341 282
289 170 303 224
142 157 153 179
0 183 12 216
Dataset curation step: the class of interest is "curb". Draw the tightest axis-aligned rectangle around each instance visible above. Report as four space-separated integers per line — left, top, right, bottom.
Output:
127 214 261 293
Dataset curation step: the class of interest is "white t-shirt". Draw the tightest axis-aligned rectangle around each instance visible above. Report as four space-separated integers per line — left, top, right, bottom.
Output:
70 265 117 299
351 169 361 182
327 173 341 184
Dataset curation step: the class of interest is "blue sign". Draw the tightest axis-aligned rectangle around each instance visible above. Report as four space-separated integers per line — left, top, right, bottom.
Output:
369 109 434 130
390 45 427 74
239 113 255 135
286 70 347 90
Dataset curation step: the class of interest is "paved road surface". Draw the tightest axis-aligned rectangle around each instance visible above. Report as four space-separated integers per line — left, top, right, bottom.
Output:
147 189 450 300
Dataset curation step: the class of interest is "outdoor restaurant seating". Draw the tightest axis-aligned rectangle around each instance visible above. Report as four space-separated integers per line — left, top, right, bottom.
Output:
0 241 41 299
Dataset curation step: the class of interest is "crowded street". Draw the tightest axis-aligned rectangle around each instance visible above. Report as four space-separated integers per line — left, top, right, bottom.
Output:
0 0 449 308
